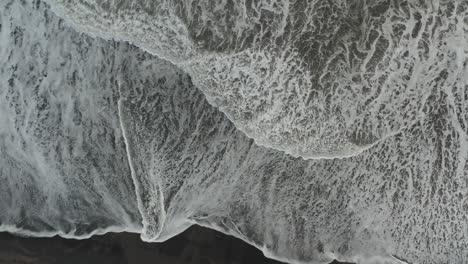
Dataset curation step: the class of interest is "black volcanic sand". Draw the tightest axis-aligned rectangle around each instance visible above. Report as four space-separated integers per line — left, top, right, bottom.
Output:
0 225 353 264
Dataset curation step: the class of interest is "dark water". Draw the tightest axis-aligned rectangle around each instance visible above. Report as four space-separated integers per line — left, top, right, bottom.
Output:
0 226 352 264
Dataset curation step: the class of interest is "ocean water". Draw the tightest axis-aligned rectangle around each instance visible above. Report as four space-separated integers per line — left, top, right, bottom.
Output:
0 0 141 237
46 0 468 159
0 1 467 264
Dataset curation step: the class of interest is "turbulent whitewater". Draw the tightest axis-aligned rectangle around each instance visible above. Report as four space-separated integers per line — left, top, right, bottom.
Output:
0 0 467 264
46 0 468 159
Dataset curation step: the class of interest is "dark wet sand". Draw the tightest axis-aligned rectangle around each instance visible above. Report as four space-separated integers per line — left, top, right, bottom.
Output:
0 225 352 264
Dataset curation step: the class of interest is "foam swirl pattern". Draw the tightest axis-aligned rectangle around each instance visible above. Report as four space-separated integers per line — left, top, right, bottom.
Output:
118 38 468 264
1 1 468 264
45 0 467 158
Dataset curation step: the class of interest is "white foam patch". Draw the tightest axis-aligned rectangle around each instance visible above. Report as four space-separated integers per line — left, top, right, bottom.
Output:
0 224 140 240
0 0 141 237
43 0 467 159
1 1 468 264
115 37 468 264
